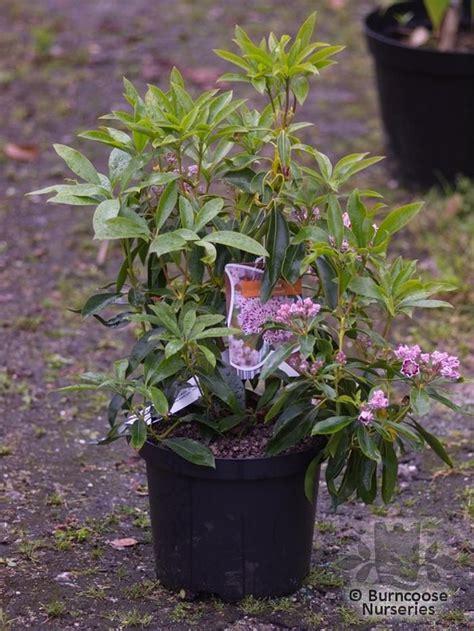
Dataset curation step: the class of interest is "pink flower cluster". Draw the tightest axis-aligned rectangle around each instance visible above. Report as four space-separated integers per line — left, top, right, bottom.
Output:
274 298 321 325
358 389 389 425
236 295 293 345
228 337 261 368
394 345 460 380
288 352 323 375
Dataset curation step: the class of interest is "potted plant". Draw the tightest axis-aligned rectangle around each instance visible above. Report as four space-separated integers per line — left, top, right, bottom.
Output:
31 13 464 601
364 0 473 185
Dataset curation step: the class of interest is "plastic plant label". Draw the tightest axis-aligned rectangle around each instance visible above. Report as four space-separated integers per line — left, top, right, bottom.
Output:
225 263 301 379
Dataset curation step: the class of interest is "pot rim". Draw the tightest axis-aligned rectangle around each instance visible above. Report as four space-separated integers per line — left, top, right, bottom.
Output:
364 2 474 60
139 437 326 481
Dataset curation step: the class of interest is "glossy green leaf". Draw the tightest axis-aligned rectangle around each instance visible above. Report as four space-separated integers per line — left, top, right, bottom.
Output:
311 416 353 435
130 418 147 449
155 180 178 231
54 144 100 184
202 231 268 257
162 437 215 468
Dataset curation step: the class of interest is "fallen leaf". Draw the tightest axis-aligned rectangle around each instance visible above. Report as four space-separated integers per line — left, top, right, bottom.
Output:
109 537 138 550
4 143 40 162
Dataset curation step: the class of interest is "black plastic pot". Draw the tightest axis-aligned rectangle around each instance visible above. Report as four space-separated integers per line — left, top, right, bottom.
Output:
139 440 323 601
364 2 474 185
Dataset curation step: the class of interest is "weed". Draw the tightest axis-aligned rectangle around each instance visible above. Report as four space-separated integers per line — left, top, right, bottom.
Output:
54 525 92 549
441 609 466 623
304 610 324 627
211 597 225 613
33 425 47 438
168 602 202 624
305 567 345 589
0 445 13 457
463 486 474 520
6 315 43 331
45 353 73 369
46 492 64 506
41 599 66 619
239 595 268 615
455 551 471 567
115 609 153 627
316 521 336 534
79 586 108 600
0 608 15 630
18 538 46 562
269 596 297 613
124 579 161 600
371 505 389 517
91 546 104 560
338 605 364 626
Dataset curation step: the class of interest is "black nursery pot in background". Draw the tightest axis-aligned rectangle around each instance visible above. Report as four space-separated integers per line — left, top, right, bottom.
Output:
140 441 323 601
364 1 474 186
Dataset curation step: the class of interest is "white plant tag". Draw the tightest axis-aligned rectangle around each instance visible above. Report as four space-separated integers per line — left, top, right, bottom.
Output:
225 263 302 379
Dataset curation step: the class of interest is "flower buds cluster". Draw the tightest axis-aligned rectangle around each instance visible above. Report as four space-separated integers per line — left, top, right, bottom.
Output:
394 345 460 380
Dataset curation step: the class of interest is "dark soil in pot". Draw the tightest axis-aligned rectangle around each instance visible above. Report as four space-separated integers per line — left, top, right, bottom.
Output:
364 1 474 186
140 429 326 601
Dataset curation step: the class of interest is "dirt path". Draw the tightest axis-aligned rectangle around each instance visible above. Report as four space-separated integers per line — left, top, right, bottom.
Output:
1 1 472 629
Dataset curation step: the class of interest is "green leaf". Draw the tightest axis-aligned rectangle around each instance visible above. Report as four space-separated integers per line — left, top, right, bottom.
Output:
260 343 297 380
93 199 120 239
130 418 147 449
155 180 178 231
381 440 398 504
425 0 451 30
304 451 324 502
164 339 185 358
194 198 224 232
282 243 304 284
277 130 291 170
327 195 343 248
53 144 100 184
311 416 354 435
179 196 194 229
149 232 187 257
81 293 122 318
357 425 382 463
411 420 453 467
162 437 215 468
293 226 328 244
149 387 169 416
108 148 132 185
145 355 184 385
213 48 250 70
261 208 289 302
202 231 268 257
222 168 256 193
349 276 382 301
105 216 150 240
410 388 431 417
374 202 424 245
149 303 181 336
291 76 309 105
346 189 366 246
315 257 338 310
295 11 317 47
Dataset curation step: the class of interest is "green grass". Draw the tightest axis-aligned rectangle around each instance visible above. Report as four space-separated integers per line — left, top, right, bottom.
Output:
338 605 364 626
305 567 345 589
41 599 67 619
239 595 268 615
